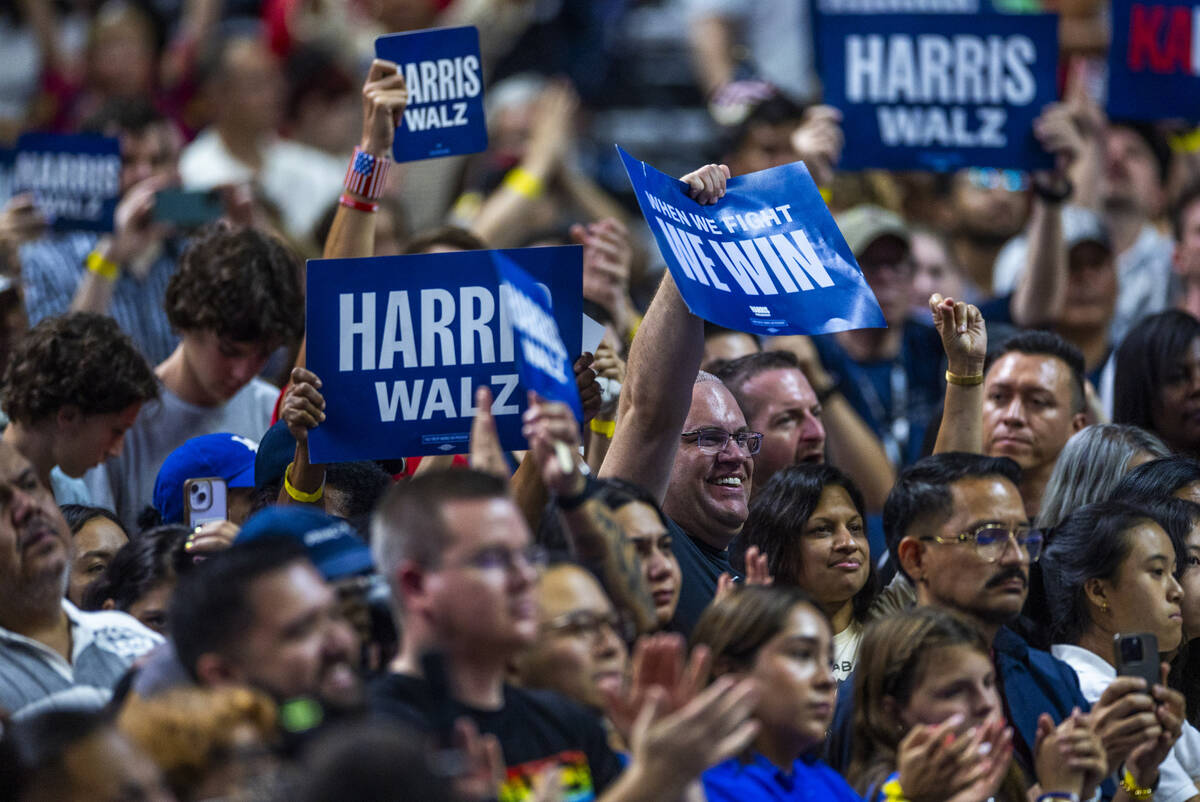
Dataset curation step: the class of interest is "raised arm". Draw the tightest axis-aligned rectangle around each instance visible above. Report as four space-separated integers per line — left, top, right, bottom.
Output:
465 81 577 248
322 59 408 262
931 294 987 455
1011 103 1083 328
599 164 730 504
293 59 407 371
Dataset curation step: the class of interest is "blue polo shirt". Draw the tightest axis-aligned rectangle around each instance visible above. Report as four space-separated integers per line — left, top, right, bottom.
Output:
703 753 862 802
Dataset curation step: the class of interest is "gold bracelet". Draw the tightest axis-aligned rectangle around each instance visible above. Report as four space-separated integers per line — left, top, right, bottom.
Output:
85 250 119 282
283 462 324 503
945 369 984 386
589 418 616 438
503 166 544 200
1120 769 1155 800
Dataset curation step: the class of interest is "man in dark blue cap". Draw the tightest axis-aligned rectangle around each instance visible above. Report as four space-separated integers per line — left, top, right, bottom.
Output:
138 507 378 716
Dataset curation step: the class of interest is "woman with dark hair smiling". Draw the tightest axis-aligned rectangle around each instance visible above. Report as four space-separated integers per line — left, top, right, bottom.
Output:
1041 501 1195 800
739 464 876 681
1112 310 1200 456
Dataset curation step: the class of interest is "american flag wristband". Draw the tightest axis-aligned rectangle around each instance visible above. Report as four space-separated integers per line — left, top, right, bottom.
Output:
343 147 391 200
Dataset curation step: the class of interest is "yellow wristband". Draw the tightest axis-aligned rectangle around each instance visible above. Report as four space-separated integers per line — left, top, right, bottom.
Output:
283 462 324 503
85 250 119 282
818 186 832 204
881 774 911 802
945 370 984 386
503 166 544 200
589 418 616 438
625 312 643 347
1120 769 1155 800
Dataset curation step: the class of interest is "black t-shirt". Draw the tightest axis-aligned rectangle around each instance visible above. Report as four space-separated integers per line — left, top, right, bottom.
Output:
370 674 622 800
668 516 737 636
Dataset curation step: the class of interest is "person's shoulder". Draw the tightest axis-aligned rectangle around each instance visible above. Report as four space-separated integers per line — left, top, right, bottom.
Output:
504 684 603 727
367 672 434 727
903 319 943 354
244 377 283 404
68 603 164 659
799 756 863 798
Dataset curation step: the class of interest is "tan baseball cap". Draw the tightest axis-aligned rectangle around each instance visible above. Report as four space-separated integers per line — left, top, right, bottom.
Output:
835 204 910 258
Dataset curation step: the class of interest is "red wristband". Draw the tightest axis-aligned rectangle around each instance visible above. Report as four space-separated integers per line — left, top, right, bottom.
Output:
338 194 378 213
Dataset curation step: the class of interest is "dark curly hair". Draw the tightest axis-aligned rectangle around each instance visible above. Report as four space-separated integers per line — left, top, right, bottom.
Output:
165 223 304 344
2 312 158 424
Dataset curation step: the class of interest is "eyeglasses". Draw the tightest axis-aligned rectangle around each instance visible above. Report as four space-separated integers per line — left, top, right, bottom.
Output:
462 544 549 573
542 610 627 642
965 168 1031 193
921 523 1044 563
681 428 763 456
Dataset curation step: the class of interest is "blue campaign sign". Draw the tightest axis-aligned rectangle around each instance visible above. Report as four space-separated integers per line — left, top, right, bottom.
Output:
375 26 488 162
13 133 121 231
305 245 582 462
1108 0 1200 121
494 252 584 422
618 146 885 336
815 11 1058 171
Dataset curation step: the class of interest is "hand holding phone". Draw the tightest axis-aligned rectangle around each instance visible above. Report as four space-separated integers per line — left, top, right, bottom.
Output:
1113 632 1160 689
184 477 228 527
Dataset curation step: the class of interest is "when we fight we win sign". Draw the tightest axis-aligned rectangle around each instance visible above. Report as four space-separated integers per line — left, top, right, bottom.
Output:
375 26 488 161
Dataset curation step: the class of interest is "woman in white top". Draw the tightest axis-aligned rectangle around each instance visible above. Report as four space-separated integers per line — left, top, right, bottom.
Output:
739 464 874 683
1042 500 1195 802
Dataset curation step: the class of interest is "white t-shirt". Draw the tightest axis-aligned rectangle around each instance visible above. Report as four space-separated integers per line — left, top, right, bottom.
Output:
833 619 864 683
179 129 346 242
84 378 278 531
1051 643 1200 802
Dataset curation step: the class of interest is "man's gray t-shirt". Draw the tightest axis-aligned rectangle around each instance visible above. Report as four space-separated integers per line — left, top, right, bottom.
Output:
0 601 162 720
85 378 278 530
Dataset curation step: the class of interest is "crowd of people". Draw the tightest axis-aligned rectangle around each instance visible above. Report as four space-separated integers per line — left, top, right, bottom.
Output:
1 0 1200 801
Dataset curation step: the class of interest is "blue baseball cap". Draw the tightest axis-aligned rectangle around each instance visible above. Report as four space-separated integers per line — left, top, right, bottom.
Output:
235 506 374 580
154 433 259 524
254 419 296 490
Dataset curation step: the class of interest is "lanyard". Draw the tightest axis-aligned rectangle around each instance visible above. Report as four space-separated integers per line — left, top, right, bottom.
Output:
853 358 909 466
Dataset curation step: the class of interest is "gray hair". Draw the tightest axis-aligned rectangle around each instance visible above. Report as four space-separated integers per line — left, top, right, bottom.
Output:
1036 424 1171 530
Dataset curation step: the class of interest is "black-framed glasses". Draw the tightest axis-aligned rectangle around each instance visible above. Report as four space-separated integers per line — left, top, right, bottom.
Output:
681 428 763 456
921 523 1044 563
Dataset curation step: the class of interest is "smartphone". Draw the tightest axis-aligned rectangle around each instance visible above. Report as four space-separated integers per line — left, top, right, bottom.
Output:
1113 632 1160 689
183 477 227 527
153 188 222 228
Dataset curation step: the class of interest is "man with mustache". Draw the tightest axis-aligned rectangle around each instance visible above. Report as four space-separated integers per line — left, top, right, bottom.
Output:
0 441 161 719
829 453 1156 795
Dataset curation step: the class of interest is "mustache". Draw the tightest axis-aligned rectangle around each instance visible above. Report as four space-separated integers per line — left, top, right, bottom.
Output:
984 566 1027 589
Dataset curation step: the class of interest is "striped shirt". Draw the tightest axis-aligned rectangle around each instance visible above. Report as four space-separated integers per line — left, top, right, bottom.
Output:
0 600 162 720
19 231 181 365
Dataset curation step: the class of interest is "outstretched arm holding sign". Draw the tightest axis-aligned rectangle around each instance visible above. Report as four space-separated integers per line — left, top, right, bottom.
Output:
599 164 730 503
323 58 408 262
293 58 406 376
